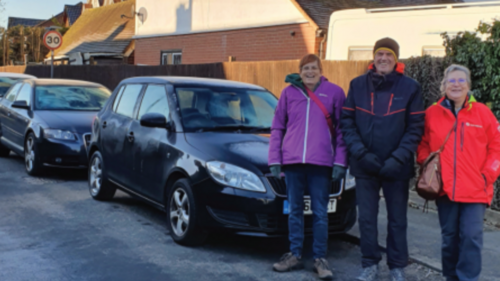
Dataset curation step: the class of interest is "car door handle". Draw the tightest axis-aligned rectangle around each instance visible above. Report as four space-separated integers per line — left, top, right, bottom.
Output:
102 121 107 129
127 132 134 142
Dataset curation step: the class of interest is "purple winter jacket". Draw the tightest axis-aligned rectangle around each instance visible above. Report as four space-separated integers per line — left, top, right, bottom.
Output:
268 76 348 168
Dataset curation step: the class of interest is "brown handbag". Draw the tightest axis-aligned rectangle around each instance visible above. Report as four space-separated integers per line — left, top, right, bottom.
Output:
416 122 456 201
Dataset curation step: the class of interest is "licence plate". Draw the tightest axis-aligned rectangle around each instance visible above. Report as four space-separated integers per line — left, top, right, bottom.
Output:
283 198 337 215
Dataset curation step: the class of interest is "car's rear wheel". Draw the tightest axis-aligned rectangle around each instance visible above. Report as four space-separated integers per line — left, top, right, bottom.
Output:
25 133 44 176
88 151 116 201
0 142 10 157
166 179 207 246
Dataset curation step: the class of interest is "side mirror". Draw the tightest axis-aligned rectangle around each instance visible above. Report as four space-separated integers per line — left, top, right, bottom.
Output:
12 100 30 110
140 112 169 129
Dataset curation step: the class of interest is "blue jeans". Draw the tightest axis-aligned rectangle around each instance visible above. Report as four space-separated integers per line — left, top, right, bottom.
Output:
436 195 486 281
284 164 331 259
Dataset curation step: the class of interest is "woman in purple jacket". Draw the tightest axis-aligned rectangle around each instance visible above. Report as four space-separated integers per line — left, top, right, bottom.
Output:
269 54 347 280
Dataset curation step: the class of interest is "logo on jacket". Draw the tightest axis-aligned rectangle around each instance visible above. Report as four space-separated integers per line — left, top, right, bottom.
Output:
466 122 482 128
492 160 500 172
319 94 328 97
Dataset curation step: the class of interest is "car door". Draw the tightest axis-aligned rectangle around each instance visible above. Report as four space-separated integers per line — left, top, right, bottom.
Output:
100 84 144 188
0 83 23 146
129 84 175 201
10 83 33 147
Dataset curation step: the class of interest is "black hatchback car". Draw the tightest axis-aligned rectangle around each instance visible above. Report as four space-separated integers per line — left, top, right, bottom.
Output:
88 77 356 245
0 79 111 175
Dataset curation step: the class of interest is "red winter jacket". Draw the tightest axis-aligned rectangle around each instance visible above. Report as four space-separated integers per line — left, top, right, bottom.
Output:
417 95 500 205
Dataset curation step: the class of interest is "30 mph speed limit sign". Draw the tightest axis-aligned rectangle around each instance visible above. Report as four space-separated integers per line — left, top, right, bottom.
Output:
43 31 63 50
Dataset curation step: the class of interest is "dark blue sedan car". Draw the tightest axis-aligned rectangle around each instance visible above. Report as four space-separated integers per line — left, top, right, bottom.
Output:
87 76 356 246
0 79 111 175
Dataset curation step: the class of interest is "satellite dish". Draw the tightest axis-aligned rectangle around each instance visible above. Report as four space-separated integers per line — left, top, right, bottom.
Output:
138 7 148 24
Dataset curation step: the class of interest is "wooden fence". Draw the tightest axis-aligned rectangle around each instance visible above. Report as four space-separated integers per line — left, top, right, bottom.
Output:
0 60 371 96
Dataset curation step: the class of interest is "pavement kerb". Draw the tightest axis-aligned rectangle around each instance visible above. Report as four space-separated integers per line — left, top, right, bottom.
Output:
407 190 500 228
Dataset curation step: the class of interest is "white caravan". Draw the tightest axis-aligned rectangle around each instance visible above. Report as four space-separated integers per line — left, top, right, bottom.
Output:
325 1 500 60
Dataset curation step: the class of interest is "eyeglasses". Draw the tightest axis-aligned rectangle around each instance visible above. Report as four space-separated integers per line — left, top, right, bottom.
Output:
447 78 467 85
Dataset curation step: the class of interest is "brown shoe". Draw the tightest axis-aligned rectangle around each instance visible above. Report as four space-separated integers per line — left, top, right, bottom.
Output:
314 258 333 280
273 252 304 272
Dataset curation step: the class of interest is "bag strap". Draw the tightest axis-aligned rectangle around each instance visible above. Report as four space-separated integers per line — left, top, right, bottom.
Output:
436 122 457 153
305 88 335 136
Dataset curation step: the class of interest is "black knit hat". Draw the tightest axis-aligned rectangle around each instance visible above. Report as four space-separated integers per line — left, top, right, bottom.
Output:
373 37 400 61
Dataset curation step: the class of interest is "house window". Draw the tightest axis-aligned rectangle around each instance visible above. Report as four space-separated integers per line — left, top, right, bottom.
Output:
161 50 182 65
348 46 374 61
422 46 445 57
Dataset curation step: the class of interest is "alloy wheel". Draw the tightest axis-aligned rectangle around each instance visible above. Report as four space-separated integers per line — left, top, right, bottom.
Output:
89 156 102 196
170 188 190 237
25 137 35 172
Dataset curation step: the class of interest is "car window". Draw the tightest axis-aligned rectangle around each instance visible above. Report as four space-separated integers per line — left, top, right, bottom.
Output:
138 85 170 120
175 87 278 131
15 83 32 106
35 86 111 111
112 85 126 112
115 84 143 118
5 83 23 102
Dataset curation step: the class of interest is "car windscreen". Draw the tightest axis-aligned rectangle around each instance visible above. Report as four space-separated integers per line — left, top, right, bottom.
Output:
175 86 278 132
35 86 111 111
0 78 24 96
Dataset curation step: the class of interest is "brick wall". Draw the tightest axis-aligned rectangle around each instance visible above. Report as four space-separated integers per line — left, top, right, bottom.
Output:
135 23 319 65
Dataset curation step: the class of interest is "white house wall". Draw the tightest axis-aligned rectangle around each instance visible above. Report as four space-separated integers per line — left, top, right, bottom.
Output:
134 0 308 38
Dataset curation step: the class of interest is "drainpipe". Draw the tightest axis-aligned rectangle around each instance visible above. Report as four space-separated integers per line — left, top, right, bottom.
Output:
319 30 327 60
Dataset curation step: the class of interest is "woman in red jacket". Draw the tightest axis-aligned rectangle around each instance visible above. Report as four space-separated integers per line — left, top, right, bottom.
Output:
417 64 500 281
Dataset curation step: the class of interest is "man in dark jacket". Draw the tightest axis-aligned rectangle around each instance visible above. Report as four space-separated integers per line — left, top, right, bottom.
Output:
340 38 425 281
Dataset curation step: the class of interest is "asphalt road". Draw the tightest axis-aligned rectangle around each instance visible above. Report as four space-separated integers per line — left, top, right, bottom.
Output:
0 152 444 281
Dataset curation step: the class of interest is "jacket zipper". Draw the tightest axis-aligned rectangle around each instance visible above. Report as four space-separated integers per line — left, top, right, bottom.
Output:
371 92 374 114
460 122 464 151
452 117 458 201
303 96 310 163
386 94 394 115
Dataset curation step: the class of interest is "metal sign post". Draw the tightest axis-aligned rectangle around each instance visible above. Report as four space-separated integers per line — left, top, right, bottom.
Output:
51 50 54 78
43 30 63 79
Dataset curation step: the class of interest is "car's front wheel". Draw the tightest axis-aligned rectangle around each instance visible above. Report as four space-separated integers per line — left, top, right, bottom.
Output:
166 179 207 246
88 151 116 201
25 133 44 176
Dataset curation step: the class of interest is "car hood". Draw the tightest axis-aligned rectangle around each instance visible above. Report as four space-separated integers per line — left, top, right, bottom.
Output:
184 132 271 175
35 111 98 134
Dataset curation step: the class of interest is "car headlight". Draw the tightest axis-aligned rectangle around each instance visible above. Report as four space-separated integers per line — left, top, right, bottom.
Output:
44 129 76 141
344 168 356 190
206 161 266 193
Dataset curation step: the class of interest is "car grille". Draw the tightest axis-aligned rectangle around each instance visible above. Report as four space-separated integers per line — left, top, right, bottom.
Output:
83 133 91 147
256 211 346 232
266 177 342 196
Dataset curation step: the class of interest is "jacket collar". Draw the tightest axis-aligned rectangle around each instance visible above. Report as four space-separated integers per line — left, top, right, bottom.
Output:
285 73 327 93
437 94 476 113
368 62 405 74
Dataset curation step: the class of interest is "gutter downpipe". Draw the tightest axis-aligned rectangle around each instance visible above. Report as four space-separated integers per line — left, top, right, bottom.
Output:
318 29 327 59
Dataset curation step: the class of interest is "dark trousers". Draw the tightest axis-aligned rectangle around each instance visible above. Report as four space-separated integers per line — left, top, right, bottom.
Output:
356 178 409 269
436 195 486 281
284 164 332 259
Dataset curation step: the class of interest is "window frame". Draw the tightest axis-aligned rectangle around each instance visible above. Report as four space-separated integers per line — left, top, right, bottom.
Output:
136 83 170 120
161 50 182 65
422 46 446 57
112 85 126 112
113 83 145 119
15 83 33 107
348 46 374 61
4 83 23 102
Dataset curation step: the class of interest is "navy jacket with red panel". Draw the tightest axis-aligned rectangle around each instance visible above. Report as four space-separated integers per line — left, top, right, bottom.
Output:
340 63 425 179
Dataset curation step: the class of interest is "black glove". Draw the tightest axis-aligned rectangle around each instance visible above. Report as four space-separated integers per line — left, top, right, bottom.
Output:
332 165 346 182
270 165 282 178
379 157 404 179
358 153 382 176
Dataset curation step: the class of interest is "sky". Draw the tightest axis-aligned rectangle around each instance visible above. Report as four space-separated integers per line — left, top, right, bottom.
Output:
1 0 83 27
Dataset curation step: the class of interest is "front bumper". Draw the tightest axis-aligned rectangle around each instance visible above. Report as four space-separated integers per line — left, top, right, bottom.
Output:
193 177 357 236
38 133 91 168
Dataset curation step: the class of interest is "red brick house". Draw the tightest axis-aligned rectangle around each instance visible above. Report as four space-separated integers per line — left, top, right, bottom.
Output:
133 0 461 65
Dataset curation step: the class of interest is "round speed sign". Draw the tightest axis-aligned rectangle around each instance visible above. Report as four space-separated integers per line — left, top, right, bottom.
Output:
43 31 63 50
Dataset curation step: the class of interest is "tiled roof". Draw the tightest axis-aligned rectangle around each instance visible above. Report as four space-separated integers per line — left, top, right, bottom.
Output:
36 12 65 28
8 17 45 28
54 0 135 56
65 2 83 26
294 0 463 29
